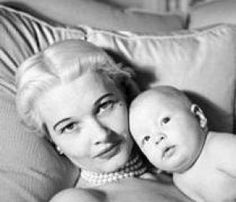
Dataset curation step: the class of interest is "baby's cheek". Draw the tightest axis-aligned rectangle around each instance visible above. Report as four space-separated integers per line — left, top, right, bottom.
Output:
142 146 151 157
137 141 143 150
143 146 156 160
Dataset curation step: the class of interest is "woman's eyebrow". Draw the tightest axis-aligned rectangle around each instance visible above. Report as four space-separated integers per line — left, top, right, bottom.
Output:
53 118 71 131
94 93 113 106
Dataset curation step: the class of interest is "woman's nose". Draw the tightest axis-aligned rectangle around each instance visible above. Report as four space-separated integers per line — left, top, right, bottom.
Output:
86 117 111 145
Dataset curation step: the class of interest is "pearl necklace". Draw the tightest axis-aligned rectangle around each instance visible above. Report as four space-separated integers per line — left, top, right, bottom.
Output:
80 154 148 186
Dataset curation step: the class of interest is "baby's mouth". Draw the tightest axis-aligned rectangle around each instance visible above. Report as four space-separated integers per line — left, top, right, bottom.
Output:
162 146 176 160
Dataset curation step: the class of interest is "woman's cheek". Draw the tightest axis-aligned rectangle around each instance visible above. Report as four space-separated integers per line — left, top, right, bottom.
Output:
54 133 87 153
115 108 129 133
64 138 91 159
104 104 129 132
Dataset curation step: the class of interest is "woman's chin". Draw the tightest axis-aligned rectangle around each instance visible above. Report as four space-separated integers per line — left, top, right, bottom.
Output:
104 154 130 173
100 146 132 173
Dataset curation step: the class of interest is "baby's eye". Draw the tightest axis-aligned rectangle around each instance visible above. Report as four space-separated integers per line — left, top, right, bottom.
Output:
60 122 79 134
161 117 170 125
142 135 150 145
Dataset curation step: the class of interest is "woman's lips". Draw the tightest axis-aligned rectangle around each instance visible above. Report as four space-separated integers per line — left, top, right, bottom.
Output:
162 146 176 160
94 141 121 159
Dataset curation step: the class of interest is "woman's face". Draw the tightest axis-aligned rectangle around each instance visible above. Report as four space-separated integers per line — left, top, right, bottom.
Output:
36 71 133 173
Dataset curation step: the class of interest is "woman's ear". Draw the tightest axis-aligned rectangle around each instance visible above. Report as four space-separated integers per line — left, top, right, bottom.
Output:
191 104 208 131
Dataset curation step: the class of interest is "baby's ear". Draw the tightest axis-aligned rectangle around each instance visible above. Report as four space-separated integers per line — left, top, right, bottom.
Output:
191 104 208 131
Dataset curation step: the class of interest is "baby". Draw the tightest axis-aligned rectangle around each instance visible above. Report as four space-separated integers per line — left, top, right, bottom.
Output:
129 85 236 202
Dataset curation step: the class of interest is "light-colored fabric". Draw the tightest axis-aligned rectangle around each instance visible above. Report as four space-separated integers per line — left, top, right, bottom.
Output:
0 90 77 202
3 0 184 34
0 5 84 202
189 0 236 29
85 24 236 133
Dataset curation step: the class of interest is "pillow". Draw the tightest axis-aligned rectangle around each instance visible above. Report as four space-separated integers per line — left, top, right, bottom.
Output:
84 24 236 133
0 5 84 202
189 0 236 29
2 0 184 34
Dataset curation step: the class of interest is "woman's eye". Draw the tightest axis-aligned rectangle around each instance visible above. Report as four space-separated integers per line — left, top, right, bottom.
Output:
161 117 170 125
60 122 79 134
97 100 115 114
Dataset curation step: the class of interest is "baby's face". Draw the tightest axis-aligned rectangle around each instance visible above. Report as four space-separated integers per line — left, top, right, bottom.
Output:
129 92 205 173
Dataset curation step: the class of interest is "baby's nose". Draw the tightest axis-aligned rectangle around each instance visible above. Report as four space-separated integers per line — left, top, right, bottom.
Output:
155 133 166 145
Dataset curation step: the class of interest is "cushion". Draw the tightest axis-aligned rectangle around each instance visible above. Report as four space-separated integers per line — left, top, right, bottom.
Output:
0 5 84 202
2 0 184 34
189 0 236 29
84 24 236 133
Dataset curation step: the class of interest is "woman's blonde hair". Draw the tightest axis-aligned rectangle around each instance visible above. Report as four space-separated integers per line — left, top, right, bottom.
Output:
16 39 137 136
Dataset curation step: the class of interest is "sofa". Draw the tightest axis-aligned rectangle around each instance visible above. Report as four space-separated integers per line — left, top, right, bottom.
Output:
0 0 235 201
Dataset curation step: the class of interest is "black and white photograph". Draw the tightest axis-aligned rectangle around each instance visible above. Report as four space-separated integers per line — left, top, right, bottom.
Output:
0 0 235 201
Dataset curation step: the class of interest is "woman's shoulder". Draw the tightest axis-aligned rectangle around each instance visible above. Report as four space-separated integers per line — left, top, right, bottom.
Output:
49 188 103 202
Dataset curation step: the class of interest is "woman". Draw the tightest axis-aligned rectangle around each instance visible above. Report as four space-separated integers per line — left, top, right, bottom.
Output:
16 39 192 202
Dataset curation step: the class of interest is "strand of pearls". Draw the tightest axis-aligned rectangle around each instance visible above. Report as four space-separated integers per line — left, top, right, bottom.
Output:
80 154 147 186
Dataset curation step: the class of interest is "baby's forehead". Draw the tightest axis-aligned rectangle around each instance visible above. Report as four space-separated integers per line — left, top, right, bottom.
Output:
130 94 164 123
132 89 174 108
131 88 190 118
